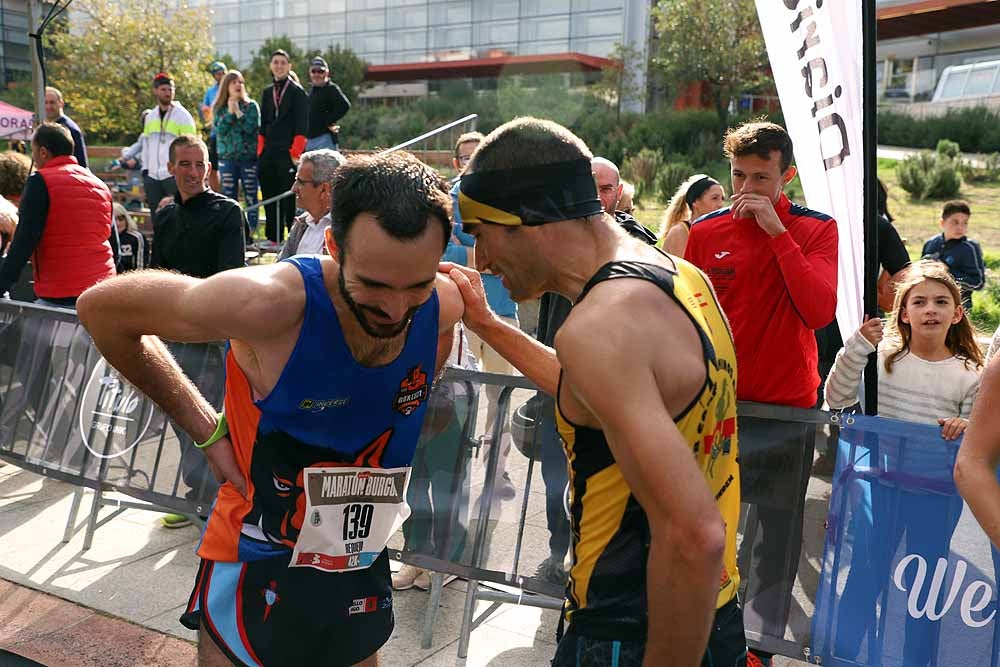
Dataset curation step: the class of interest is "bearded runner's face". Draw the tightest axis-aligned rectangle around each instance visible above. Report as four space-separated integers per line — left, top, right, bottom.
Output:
338 212 443 339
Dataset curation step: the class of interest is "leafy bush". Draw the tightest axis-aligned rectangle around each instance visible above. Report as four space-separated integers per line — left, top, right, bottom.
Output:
960 152 1000 183
655 160 695 205
879 107 1000 154
622 148 663 204
936 138 961 158
897 151 962 199
972 272 1000 334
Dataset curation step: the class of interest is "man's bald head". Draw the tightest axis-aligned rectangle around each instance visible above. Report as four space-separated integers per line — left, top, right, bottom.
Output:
592 157 622 214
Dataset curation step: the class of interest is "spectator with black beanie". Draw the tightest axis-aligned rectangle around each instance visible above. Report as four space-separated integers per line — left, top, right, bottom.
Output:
258 49 308 244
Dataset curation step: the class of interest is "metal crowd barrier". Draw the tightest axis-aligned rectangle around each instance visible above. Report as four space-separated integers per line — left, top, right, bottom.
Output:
2 300 998 665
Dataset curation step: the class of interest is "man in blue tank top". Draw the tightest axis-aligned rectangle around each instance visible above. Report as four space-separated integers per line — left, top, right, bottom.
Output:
78 151 464 667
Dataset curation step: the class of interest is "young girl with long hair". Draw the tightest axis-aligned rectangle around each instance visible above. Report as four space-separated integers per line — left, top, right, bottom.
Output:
825 259 983 664
213 70 260 231
825 258 982 426
658 173 725 255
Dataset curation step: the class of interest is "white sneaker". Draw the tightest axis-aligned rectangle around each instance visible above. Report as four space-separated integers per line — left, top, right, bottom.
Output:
392 564 425 591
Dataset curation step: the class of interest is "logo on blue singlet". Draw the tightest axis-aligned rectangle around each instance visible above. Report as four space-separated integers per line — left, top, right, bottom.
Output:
298 397 351 412
394 365 429 416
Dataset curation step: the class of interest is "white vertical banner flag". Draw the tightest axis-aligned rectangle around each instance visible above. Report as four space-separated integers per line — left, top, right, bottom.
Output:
754 0 865 340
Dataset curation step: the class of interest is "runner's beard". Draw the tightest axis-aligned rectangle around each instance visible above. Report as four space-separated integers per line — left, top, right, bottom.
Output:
338 269 417 340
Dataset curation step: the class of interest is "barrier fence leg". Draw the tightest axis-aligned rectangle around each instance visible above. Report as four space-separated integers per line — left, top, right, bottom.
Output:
457 577 478 659
422 571 444 650
61 486 85 543
82 486 104 551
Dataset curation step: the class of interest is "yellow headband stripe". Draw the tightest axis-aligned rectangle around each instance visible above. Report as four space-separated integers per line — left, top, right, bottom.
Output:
458 190 523 226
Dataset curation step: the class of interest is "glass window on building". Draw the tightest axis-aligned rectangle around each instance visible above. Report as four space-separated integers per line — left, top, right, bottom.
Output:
239 1 273 22
349 32 386 55
520 15 570 42
284 0 310 17
385 50 429 64
216 42 239 61
311 0 346 13
431 24 472 51
354 9 386 32
214 22 241 44
348 0 386 9
521 39 572 55
572 0 621 10
474 20 518 46
912 55 936 101
571 9 622 38
388 5 428 29
939 69 969 100
243 21 273 42
521 0 571 16
965 65 998 97
361 52 385 65
571 36 618 56
477 43 517 58
239 42 259 64
309 34 346 52
394 29 427 52
310 12 347 36
884 57 914 99
429 1 472 26
472 0 518 22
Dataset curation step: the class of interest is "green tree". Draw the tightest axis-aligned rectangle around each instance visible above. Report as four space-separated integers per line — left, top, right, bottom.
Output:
651 0 769 130
45 0 215 142
497 73 589 129
593 42 645 118
319 45 369 102
243 37 306 104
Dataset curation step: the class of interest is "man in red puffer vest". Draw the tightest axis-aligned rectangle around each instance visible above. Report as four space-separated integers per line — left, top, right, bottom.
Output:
0 122 117 307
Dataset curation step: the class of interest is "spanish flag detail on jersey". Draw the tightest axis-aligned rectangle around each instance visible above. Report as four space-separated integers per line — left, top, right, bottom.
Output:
555 257 740 640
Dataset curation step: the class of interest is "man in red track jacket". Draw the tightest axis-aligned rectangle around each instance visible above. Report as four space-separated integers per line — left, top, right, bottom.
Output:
685 121 838 665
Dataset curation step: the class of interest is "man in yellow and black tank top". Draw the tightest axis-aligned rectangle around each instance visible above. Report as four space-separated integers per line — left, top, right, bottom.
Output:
446 117 749 667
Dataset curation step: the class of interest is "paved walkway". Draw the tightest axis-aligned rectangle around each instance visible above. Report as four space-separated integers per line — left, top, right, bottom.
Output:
0 462 559 666
878 144 988 166
0 459 805 666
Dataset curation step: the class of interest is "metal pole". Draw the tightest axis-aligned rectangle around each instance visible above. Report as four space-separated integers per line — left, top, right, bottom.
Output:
27 0 45 124
377 114 478 156
243 114 480 216
862 0 879 415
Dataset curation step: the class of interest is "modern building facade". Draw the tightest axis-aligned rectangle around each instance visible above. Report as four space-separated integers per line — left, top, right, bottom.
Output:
0 0 34 89
876 0 1000 113
201 0 650 110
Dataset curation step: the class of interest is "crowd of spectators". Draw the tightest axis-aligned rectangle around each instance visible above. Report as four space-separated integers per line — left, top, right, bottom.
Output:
3 56 1000 665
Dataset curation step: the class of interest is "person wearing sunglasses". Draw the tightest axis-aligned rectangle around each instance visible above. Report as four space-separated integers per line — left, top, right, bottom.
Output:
113 203 147 272
305 56 351 153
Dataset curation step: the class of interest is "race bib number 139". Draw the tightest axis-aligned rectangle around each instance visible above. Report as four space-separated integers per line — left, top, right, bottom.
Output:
290 466 411 573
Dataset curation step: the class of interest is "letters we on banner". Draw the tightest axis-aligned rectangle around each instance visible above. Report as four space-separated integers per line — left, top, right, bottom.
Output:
811 414 1000 667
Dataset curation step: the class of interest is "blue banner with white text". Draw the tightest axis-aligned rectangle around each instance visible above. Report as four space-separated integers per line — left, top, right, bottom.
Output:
812 413 1000 667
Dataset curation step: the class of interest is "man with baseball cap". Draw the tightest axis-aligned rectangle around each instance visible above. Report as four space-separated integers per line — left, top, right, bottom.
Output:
305 55 351 152
138 72 197 210
201 61 228 192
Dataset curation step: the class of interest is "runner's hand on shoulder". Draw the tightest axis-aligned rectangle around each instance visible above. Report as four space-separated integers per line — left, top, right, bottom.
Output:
203 435 248 499
440 261 495 334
